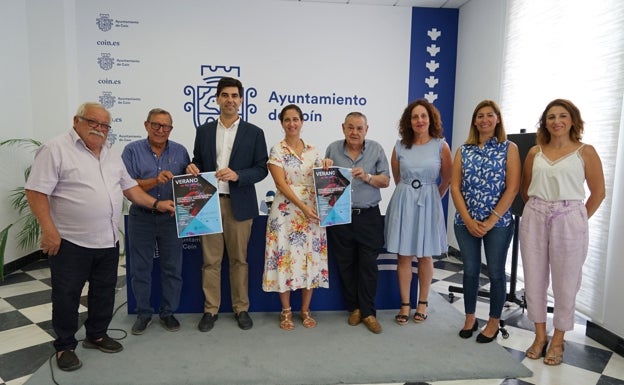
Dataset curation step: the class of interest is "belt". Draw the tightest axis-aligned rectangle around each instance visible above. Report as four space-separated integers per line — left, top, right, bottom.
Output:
219 193 230 198
401 179 435 189
135 206 166 215
351 205 378 215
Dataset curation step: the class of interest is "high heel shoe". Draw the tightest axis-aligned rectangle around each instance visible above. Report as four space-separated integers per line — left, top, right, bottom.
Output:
413 300 428 323
544 344 564 366
395 303 410 325
476 328 499 343
525 339 548 359
459 319 479 339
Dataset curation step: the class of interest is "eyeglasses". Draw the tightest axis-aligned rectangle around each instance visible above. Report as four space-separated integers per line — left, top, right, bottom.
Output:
149 122 174 133
78 116 111 132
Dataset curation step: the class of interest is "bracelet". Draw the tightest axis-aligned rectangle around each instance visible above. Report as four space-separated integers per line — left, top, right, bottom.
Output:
491 209 502 218
152 199 159 209
367 174 373 184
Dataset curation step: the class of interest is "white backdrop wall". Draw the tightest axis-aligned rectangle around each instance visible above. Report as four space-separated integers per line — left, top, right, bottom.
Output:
1 0 458 264
75 0 414 215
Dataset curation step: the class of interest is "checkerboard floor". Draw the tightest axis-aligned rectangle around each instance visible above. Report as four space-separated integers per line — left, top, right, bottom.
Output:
1 255 623 385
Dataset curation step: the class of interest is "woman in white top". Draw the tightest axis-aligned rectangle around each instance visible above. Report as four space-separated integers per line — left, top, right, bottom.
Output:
520 99 605 366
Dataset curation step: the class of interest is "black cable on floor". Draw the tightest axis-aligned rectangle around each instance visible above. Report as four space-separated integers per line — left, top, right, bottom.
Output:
47 299 129 384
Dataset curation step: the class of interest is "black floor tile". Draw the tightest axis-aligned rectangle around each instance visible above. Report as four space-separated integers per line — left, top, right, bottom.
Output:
4 288 51 309
20 258 50 272
0 342 55 382
501 378 535 385
116 275 127 288
36 319 56 339
563 339 612 374
504 346 529 363
598 374 624 385
433 260 463 272
441 272 464 284
0 271 35 286
0 310 34 332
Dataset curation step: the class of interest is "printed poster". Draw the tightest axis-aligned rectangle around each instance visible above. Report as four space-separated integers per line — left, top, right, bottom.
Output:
172 172 222 237
313 167 352 227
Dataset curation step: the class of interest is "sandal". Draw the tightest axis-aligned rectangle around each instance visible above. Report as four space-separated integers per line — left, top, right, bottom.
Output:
279 308 294 331
395 303 411 325
413 300 428 323
301 310 316 328
525 339 549 359
544 344 564 366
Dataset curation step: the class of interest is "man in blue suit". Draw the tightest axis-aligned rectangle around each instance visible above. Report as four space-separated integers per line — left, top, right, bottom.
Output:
186 77 268 332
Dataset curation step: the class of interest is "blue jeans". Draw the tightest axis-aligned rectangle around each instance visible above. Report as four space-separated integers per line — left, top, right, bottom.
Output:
128 205 183 319
454 223 514 318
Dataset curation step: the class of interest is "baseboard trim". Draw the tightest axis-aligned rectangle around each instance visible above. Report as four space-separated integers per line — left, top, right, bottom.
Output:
586 320 624 357
3 250 46 277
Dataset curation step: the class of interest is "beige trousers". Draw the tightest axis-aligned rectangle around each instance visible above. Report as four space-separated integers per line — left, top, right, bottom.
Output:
200 196 252 314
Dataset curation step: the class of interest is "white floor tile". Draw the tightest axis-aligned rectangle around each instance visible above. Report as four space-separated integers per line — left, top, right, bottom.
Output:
0 298 14 314
603 351 624 380
19 303 53 324
0 324 53 355
25 268 51 281
0 280 50 299
520 358 602 385
5 374 32 385
430 379 503 385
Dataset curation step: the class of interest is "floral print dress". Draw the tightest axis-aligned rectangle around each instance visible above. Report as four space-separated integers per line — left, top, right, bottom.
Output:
262 140 329 292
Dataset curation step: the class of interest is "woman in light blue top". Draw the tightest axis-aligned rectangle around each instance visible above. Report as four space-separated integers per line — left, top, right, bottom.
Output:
450 100 520 343
385 99 452 325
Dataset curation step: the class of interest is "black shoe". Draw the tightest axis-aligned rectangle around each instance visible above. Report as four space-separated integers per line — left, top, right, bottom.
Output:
476 329 500 343
198 312 218 332
160 315 180 332
235 311 253 330
57 350 82 371
82 335 123 353
131 316 152 335
459 319 479 339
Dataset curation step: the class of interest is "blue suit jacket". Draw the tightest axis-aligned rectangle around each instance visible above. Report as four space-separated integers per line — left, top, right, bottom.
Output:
191 119 268 221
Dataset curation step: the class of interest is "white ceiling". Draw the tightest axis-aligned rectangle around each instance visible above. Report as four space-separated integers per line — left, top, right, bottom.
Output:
283 0 471 8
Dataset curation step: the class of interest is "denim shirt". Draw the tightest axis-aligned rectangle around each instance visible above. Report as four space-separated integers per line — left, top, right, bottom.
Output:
121 138 190 201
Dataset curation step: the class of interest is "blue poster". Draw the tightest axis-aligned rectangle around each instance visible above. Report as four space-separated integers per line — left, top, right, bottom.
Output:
172 172 223 237
313 167 352 227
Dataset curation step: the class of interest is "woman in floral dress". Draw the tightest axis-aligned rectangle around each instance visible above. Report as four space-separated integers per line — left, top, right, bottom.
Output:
262 104 332 330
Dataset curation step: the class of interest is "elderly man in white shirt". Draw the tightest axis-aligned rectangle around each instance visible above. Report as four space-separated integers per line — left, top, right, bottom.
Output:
25 102 174 372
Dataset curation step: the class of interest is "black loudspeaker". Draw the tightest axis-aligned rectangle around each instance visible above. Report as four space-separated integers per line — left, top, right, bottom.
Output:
507 131 536 216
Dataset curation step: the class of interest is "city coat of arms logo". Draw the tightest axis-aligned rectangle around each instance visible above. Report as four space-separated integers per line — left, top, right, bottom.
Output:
183 65 257 128
98 53 115 71
96 14 113 32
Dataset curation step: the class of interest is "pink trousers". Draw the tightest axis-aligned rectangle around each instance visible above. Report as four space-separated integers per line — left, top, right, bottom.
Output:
519 197 588 331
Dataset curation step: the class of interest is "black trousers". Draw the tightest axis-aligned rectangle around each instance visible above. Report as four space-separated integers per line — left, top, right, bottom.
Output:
49 239 119 352
326 206 384 318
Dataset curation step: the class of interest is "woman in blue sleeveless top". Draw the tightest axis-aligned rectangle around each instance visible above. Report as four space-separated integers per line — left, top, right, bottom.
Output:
450 100 520 343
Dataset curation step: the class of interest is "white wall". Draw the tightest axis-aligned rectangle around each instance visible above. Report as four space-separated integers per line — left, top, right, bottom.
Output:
447 0 508 249
602 109 624 337
0 0 36 262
